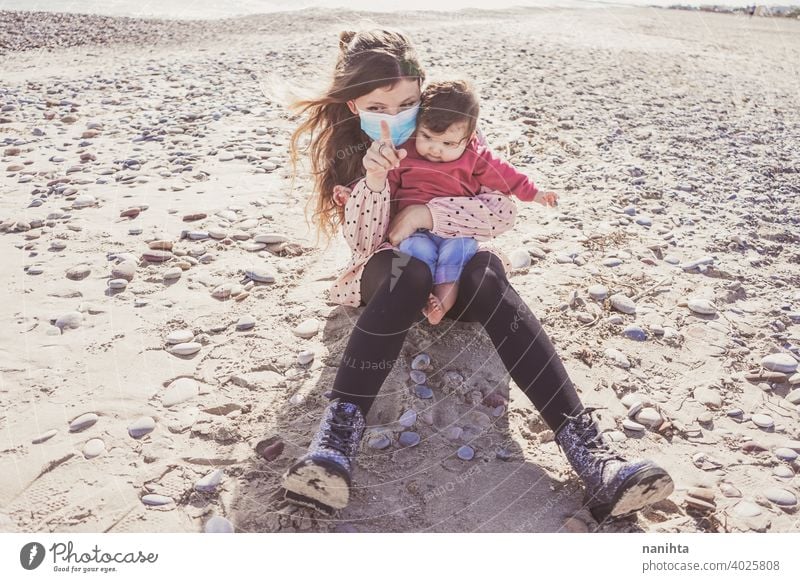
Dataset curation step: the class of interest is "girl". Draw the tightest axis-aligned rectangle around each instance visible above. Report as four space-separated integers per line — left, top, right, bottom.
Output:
281 27 674 523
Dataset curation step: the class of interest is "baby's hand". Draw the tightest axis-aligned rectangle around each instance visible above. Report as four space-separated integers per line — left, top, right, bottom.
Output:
333 185 352 206
534 191 558 207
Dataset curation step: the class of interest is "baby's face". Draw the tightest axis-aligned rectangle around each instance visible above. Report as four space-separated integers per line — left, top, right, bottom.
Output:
414 121 471 163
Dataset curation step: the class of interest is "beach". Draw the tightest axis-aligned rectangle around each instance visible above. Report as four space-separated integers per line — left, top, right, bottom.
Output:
1 5 799 534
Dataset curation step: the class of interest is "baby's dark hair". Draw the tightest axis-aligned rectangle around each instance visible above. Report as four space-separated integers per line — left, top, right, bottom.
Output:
418 79 479 138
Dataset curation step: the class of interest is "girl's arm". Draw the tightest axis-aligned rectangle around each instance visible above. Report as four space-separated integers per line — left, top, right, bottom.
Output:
341 178 392 256
426 190 518 242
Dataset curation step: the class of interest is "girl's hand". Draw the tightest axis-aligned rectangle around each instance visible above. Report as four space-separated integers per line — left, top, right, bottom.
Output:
333 184 352 206
362 120 407 191
534 191 558 207
388 204 432 246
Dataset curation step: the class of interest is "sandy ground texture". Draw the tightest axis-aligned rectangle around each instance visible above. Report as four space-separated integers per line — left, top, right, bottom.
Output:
1 6 799 534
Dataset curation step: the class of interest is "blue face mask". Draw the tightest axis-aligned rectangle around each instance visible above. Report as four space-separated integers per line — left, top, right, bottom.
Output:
356 102 420 148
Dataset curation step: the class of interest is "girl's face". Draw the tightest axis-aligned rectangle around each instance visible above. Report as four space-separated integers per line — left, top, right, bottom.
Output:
346 78 421 116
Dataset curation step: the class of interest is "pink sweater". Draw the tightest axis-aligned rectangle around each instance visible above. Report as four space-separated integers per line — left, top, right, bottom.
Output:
329 178 517 307
389 135 539 213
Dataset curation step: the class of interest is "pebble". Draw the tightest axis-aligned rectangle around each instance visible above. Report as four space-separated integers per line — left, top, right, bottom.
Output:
66 265 91 280
83 438 106 459
726 408 744 418
256 439 284 461
587 284 607 300
733 500 762 517
604 348 630 369
107 278 128 290
607 314 624 325
32 429 58 444
622 418 646 432
297 350 314 365
128 416 156 438
414 385 433 399
774 448 798 461
763 487 797 507
604 430 627 443
694 385 722 408
244 267 276 283
195 469 224 492
509 248 531 269
142 250 172 263
602 257 623 267
409 370 426 384
687 298 717 315
69 413 98 432
166 329 194 344
236 315 256 331
204 516 234 533
760 353 798 374
719 483 742 498
163 267 182 281
162 377 199 407
411 353 431 370
72 194 96 209
786 389 800 405
622 325 647 341
141 494 174 506
367 433 391 450
444 426 463 441
55 311 83 330
293 319 320 339
398 409 417 428
457 445 475 460
169 342 202 356
495 447 512 461
751 414 774 429
610 293 636 314
773 465 794 479
399 431 421 447
635 407 662 427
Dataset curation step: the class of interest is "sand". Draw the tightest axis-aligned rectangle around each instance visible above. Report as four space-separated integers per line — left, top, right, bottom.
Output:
1 6 799 533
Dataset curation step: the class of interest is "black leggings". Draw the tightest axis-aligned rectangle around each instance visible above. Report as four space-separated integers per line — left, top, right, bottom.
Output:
330 249 584 432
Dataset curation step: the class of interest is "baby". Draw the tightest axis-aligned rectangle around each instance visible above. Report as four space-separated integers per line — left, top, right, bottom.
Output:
389 79 557 324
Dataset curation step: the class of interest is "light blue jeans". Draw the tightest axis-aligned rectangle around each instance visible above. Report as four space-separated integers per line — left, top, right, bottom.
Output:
398 229 479 286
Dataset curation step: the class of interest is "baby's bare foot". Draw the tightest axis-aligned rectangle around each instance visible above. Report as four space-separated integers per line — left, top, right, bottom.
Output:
425 295 446 325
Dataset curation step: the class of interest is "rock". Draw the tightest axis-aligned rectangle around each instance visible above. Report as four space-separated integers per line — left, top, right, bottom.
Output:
55 311 83 330
622 418 646 432
112 260 137 281
610 293 636 314
687 298 716 315
410 370 427 384
141 494 174 506
733 501 761 517
163 267 182 281
763 487 796 507
773 465 794 479
166 329 194 344
204 516 234 533
66 265 91 280
367 433 391 450
128 416 156 438
236 315 256 331
444 426 463 441
169 342 202 356
622 325 647 341
509 248 531 269
774 448 798 461
142 250 173 263
183 213 207 222
694 385 722 408
398 410 417 428
32 429 58 444
293 319 320 339
635 407 662 427
751 414 774 429
256 439 284 461
108 278 128 290
786 389 800 405
563 517 589 533
297 350 314 365
195 469 224 493
244 267 275 283
719 483 742 498
162 377 199 407
148 240 173 251
457 445 475 460
414 385 433 399
72 194 96 209
69 412 98 432
399 431 421 447
760 353 798 374
411 354 431 370
83 438 105 459
604 348 630 369
588 285 608 301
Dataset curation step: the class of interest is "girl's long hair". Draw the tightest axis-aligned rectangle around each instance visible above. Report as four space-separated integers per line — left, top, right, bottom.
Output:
287 28 425 250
